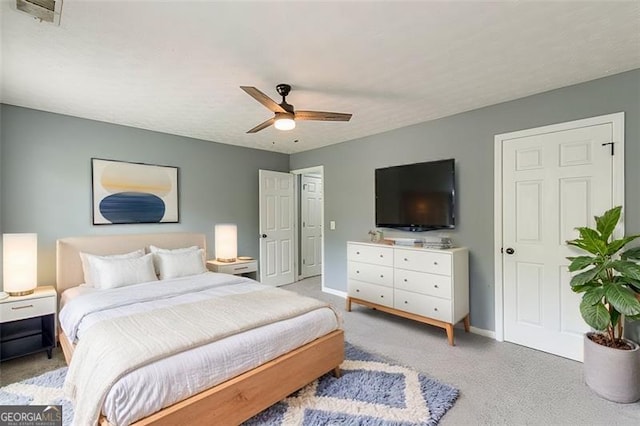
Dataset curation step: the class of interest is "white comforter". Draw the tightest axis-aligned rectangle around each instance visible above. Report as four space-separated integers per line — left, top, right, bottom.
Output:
59 273 340 426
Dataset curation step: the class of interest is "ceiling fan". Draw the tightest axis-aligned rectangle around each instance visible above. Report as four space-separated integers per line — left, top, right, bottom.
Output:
240 84 352 133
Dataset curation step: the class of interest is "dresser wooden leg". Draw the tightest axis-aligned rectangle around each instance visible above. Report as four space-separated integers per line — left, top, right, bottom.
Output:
346 297 352 312
445 323 455 346
463 314 470 332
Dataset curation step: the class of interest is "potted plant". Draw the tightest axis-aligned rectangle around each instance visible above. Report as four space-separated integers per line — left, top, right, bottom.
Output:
567 206 640 403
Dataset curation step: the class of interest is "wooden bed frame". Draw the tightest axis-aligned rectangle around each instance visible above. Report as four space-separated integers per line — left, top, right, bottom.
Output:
56 233 344 426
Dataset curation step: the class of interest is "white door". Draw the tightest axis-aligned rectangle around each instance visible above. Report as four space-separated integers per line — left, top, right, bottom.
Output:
301 174 322 278
501 116 622 361
259 170 295 286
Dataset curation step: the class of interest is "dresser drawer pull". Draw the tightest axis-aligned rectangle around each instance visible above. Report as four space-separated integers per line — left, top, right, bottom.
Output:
404 258 408 261
356 270 360 274
11 304 34 310
404 278 408 282
404 300 408 304
379 254 384 258
433 261 439 265
434 285 439 288
380 295 384 298
356 251 360 255
380 274 384 278
434 307 439 311
356 289 360 292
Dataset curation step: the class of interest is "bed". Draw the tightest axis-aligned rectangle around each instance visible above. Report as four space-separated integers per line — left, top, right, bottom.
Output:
56 232 344 426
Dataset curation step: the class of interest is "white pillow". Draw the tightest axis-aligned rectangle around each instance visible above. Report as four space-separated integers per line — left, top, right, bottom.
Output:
155 249 207 280
148 245 199 272
148 245 199 254
90 253 158 290
80 249 145 286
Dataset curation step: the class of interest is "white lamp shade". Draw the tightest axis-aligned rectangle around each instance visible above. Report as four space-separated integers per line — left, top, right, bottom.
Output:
3 233 38 296
215 224 237 262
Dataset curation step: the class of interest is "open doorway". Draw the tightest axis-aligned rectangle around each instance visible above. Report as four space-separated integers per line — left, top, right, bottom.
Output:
291 166 324 285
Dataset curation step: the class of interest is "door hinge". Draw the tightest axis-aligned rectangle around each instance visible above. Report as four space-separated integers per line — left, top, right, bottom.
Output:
303 221 306 227
500 247 504 254
303 184 307 190
602 142 614 155
302 259 306 264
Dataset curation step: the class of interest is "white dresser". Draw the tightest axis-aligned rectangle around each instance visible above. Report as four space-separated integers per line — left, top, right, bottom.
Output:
346 241 469 345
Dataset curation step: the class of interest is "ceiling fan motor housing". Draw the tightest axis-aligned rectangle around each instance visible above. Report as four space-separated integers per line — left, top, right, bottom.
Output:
275 111 294 121
276 84 294 112
276 84 292 97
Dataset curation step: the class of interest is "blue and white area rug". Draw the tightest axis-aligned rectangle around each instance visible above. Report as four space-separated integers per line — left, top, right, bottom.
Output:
0 343 458 425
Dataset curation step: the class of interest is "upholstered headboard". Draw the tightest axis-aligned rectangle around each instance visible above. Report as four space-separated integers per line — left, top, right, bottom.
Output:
56 232 206 293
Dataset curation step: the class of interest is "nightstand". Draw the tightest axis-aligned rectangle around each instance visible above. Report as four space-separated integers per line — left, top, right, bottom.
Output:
0 286 57 362
207 258 258 279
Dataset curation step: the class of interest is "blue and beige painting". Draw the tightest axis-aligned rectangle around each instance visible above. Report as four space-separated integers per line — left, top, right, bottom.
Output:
94 160 177 224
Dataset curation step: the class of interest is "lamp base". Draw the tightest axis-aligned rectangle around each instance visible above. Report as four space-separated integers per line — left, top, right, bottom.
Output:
6 289 35 297
216 257 237 263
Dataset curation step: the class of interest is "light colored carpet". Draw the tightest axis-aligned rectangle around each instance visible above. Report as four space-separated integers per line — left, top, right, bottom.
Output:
284 277 640 426
0 348 67 386
2 276 639 425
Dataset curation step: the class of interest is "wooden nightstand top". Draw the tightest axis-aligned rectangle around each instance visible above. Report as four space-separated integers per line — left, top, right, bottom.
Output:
206 258 256 267
0 285 57 304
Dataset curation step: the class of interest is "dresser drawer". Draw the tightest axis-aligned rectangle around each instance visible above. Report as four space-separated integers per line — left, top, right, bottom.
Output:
0 297 56 323
394 289 452 323
347 243 393 266
348 262 393 287
348 280 394 308
394 269 452 299
394 249 451 275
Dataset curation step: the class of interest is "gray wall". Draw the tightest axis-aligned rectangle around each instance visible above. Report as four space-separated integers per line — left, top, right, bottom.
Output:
0 110 3 283
290 69 640 332
2 70 638 331
0 105 289 289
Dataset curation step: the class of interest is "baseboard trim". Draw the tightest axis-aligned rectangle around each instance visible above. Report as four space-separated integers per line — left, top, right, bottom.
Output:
469 326 496 339
453 322 495 339
322 287 347 298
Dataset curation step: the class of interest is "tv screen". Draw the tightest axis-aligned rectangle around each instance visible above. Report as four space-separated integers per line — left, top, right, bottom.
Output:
375 159 455 232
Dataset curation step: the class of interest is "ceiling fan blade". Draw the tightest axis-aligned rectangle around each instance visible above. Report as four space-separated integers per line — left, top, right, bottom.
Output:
295 110 352 122
240 86 287 113
247 117 275 133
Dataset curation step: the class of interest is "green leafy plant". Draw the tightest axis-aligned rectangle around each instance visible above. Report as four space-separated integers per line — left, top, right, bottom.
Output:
567 206 640 348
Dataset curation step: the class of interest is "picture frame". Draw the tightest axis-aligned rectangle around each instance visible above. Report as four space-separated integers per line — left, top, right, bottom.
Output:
91 158 179 225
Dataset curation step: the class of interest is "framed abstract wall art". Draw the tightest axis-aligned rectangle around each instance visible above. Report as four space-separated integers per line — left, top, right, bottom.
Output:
92 158 179 225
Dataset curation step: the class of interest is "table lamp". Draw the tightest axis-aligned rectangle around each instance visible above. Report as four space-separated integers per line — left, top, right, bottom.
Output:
215 224 237 263
3 233 38 296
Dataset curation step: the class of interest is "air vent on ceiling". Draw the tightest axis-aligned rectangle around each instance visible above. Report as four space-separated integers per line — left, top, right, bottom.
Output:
16 0 63 25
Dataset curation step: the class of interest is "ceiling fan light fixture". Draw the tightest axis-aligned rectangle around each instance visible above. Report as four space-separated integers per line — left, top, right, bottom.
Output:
274 113 295 131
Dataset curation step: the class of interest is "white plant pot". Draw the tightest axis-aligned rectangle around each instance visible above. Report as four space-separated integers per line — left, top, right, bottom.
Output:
583 332 640 403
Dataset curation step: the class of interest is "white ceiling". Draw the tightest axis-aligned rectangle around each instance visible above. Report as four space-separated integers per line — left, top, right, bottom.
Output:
1 1 639 154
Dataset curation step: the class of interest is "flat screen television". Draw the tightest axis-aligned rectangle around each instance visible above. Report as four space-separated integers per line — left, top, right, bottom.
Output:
375 159 455 232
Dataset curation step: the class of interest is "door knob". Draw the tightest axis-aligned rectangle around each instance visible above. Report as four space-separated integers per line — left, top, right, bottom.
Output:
261 234 267 238
505 247 515 255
